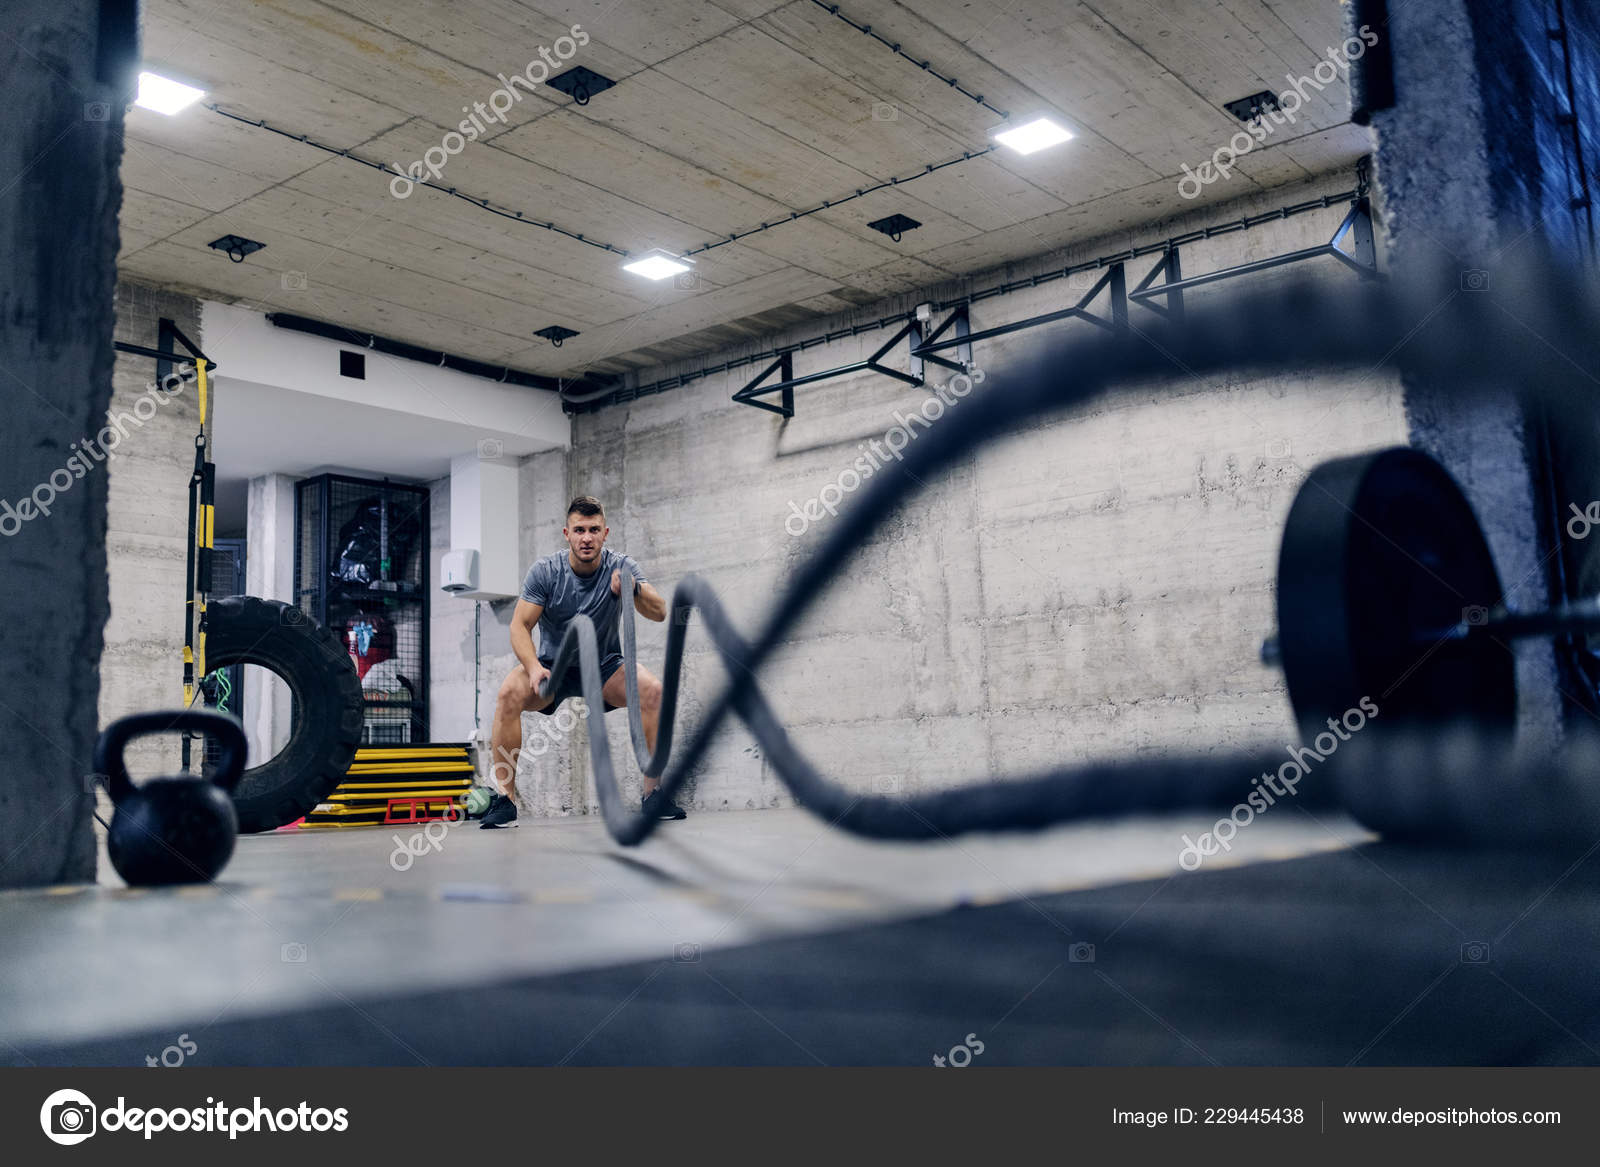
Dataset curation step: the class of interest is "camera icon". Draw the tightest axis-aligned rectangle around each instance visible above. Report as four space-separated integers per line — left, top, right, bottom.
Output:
279 605 307 626
1264 437 1292 460
872 101 899 122
1461 268 1490 292
674 270 700 291
674 942 701 963
673 606 693 627
1460 941 1490 964
477 437 505 460
84 102 110 122
1462 605 1489 627
49 1099 96 1142
281 271 307 291
1069 941 1096 963
41 1089 98 1145
280 941 308 963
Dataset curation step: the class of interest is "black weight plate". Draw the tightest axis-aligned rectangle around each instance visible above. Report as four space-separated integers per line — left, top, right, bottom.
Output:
1276 447 1516 739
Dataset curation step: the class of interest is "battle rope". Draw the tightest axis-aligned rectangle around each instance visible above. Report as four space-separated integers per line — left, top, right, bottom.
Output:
536 252 1600 849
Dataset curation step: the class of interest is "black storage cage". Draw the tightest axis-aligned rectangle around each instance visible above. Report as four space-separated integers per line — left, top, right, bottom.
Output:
294 474 429 744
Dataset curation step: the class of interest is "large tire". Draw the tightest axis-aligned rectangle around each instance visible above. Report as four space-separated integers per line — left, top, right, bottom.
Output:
204 595 363 833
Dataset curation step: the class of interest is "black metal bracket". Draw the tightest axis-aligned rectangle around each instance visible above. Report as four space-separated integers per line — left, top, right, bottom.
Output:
534 324 580 348
1129 199 1377 314
548 66 615 106
913 306 972 373
732 319 926 415
868 213 922 243
207 234 266 263
912 263 1128 359
1224 91 1281 122
1130 250 1184 321
732 353 794 417
113 317 217 380
1331 198 1378 274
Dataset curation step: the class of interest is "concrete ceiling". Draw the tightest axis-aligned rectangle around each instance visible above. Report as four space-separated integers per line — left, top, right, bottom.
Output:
118 0 1366 382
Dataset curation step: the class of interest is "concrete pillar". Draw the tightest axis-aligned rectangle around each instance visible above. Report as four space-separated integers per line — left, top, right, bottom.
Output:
244 474 296 765
1364 0 1591 742
0 1 134 886
100 284 204 785
427 471 475 746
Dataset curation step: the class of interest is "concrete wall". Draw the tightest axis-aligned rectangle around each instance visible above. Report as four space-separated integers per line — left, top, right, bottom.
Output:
0 0 129 886
488 172 1410 818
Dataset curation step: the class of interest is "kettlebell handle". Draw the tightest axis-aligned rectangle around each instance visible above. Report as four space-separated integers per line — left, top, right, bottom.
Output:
93 710 249 802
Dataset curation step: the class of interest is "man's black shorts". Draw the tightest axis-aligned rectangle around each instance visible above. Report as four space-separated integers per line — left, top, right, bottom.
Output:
535 656 624 715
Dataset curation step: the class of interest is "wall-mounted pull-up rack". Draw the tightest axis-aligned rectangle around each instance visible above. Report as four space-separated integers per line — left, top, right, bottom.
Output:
729 196 1377 417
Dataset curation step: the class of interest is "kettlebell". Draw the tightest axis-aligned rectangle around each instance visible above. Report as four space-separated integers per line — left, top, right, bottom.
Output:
94 710 249 887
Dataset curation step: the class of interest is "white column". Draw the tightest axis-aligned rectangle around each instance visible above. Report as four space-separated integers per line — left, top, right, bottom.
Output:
244 474 296 765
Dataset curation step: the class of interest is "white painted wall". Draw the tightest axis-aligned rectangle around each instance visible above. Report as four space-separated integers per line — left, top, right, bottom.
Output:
201 300 570 457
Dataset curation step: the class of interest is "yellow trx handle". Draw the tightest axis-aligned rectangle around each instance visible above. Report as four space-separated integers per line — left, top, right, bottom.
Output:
188 358 212 704
195 604 206 683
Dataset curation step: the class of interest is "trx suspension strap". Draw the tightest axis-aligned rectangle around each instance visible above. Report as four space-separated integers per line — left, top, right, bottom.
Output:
181 358 214 768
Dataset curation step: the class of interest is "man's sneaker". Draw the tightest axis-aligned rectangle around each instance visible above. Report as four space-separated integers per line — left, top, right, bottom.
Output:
479 793 518 829
641 788 687 821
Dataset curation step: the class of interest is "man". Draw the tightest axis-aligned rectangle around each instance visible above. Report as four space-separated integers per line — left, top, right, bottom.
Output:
480 495 684 828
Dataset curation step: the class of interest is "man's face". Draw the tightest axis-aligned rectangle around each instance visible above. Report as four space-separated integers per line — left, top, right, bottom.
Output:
565 511 607 564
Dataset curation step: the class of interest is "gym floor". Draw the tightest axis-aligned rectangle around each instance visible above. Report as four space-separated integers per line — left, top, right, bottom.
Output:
0 806 1392 1066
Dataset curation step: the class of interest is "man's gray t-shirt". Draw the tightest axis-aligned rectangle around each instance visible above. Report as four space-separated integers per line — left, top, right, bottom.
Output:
521 547 648 669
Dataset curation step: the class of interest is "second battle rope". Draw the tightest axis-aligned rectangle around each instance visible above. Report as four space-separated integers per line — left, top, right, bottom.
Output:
535 253 1600 849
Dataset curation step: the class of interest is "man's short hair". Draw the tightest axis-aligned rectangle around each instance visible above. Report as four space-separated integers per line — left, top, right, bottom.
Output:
567 495 605 521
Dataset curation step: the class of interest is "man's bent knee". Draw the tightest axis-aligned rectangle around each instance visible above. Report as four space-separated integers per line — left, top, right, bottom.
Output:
639 678 663 713
498 666 553 714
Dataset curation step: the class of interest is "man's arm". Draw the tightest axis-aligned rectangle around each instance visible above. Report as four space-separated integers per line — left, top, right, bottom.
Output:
611 567 667 622
634 579 667 623
510 599 550 689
